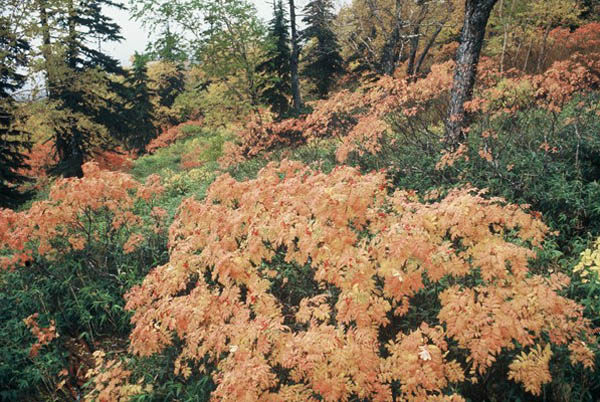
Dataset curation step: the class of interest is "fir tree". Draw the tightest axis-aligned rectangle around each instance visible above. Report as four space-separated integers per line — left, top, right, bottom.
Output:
288 0 303 112
0 15 32 208
300 0 344 98
258 0 292 116
145 25 188 64
122 53 157 152
38 0 128 177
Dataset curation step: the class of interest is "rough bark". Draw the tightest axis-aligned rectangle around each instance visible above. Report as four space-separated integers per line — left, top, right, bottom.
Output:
38 0 55 98
376 0 403 75
405 25 421 77
414 21 445 76
67 0 78 69
289 0 303 112
445 0 498 145
406 0 429 78
380 23 402 75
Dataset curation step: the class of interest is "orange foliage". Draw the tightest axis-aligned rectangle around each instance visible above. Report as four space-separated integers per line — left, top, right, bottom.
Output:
0 162 165 270
224 30 600 166
464 52 600 122
21 141 57 181
219 109 304 167
84 351 150 402
179 145 205 169
531 53 600 113
125 161 595 401
549 23 600 59
23 313 59 358
92 147 135 172
221 61 456 166
20 142 135 190
146 120 204 153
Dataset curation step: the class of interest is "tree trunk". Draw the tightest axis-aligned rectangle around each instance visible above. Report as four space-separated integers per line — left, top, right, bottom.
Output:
536 25 551 73
414 22 445 76
63 0 84 177
289 0 302 112
406 25 421 78
445 0 498 145
380 24 402 75
66 0 78 69
406 0 430 79
38 0 55 98
378 0 404 76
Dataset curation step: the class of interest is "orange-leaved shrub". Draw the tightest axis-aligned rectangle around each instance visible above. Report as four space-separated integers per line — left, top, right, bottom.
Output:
125 160 596 401
548 23 600 63
220 62 456 167
92 147 136 172
23 313 59 358
218 108 304 167
0 162 165 270
84 351 151 402
146 120 204 153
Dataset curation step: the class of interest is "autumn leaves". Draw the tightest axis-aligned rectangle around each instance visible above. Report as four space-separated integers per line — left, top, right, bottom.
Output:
125 161 595 400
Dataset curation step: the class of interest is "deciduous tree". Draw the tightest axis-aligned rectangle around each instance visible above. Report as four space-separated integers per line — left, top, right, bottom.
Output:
131 0 271 110
336 0 459 76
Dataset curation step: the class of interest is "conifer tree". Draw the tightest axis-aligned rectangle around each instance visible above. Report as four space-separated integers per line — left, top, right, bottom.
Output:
0 14 31 208
289 0 303 112
259 0 292 116
122 53 157 153
301 0 344 98
145 25 188 64
36 0 128 177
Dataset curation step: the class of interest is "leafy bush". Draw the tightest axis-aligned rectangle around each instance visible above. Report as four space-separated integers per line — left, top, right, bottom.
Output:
382 93 600 249
121 161 596 401
135 126 229 180
0 163 170 400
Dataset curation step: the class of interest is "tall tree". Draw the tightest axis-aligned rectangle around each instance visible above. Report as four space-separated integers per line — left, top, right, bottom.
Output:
336 0 458 76
146 60 186 128
445 0 498 145
121 53 157 152
0 11 31 207
131 0 270 109
145 25 188 64
301 0 344 98
289 0 303 111
35 0 128 177
259 0 292 116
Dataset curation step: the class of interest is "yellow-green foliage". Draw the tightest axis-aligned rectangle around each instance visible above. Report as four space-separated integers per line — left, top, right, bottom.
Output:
198 81 256 128
162 167 216 196
147 61 186 128
574 238 600 283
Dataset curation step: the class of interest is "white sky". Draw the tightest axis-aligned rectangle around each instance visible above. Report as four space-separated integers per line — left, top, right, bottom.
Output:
104 0 347 66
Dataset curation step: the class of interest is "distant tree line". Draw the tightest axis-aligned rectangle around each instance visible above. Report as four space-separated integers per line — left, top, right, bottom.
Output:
1 0 598 207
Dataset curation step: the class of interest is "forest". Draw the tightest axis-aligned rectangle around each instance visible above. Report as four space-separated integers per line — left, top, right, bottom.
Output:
2 0 600 400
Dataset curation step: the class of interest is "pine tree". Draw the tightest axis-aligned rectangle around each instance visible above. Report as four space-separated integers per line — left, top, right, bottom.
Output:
301 0 344 98
0 14 32 208
289 0 303 112
258 0 292 116
121 53 157 152
37 0 128 177
145 25 188 64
